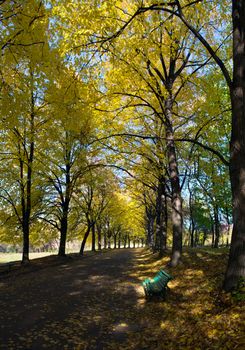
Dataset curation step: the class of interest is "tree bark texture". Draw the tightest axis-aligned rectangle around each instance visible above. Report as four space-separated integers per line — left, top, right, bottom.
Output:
80 225 91 255
22 104 35 263
224 0 245 291
91 223 96 251
97 225 102 250
146 207 155 248
165 97 183 266
58 209 68 256
155 176 167 255
213 205 220 249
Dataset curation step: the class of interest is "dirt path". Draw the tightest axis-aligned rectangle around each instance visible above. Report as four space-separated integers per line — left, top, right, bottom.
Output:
0 249 148 350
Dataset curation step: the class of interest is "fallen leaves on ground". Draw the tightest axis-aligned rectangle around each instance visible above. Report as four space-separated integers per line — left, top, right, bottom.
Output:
0 248 244 349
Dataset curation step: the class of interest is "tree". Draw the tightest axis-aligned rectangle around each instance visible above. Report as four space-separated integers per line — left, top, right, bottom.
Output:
1 0 243 292
151 0 245 290
0 0 50 262
97 0 243 288
38 63 94 257
86 0 243 290
76 169 114 255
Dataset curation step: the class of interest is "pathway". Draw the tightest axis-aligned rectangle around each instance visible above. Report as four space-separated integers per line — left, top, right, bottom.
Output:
0 249 149 349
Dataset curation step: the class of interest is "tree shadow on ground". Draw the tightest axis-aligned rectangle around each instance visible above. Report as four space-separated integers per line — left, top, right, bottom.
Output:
0 247 244 350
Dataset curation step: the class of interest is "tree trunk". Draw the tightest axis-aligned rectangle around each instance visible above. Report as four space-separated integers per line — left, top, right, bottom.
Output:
103 232 107 249
203 229 208 246
97 225 102 250
91 223 96 252
225 207 231 247
21 113 34 263
213 205 220 248
118 232 121 249
224 0 245 291
22 217 30 263
147 212 155 248
159 177 167 255
163 193 168 248
108 238 111 249
114 235 117 249
190 225 195 248
155 185 161 252
194 230 199 247
58 134 72 257
145 205 155 248
80 225 91 255
22 172 32 263
210 215 215 247
165 97 183 266
188 183 195 248
21 166 33 263
58 211 68 256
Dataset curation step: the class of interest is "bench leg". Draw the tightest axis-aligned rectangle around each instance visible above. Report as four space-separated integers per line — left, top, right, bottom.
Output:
158 288 165 300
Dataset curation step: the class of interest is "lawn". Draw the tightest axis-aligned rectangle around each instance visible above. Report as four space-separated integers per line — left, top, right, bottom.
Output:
0 252 56 264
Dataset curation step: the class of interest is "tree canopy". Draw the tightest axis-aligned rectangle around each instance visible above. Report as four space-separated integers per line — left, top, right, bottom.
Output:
0 0 244 292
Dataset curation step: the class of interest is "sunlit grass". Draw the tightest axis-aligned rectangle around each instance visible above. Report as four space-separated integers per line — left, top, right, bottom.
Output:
0 252 56 263
0 248 92 263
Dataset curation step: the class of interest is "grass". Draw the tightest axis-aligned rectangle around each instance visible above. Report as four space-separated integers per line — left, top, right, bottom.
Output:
0 247 92 264
0 252 56 263
195 246 230 254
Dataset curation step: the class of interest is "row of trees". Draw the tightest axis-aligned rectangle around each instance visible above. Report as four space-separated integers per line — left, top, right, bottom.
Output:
0 1 144 260
77 2 231 256
0 1 244 291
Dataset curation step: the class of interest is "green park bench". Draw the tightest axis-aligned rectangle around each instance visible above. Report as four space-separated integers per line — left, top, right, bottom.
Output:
142 269 173 299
